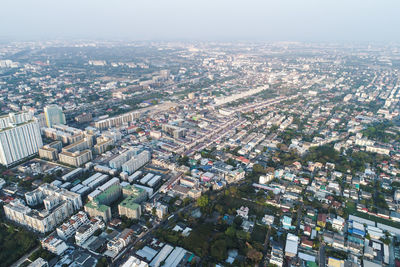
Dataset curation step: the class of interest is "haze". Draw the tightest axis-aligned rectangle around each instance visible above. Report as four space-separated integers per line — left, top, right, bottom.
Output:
1 0 400 42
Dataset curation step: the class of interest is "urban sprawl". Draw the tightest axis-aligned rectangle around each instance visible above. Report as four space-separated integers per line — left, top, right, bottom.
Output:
0 41 400 267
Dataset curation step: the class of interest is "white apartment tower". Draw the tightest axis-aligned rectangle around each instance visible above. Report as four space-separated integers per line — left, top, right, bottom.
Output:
44 104 66 128
0 112 43 166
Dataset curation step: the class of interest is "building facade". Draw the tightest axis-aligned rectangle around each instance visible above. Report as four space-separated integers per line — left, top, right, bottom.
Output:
44 104 66 128
0 113 43 166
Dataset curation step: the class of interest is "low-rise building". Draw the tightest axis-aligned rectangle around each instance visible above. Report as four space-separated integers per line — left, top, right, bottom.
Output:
75 217 105 246
41 235 68 255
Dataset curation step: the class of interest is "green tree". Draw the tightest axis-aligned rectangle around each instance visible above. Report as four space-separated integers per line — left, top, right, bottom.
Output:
96 257 109 267
210 239 228 261
197 195 209 208
225 226 236 238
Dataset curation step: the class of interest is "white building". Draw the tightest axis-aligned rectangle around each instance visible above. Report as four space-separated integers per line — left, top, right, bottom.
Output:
285 233 299 257
122 256 148 267
28 257 48 267
236 206 249 220
41 235 68 255
122 150 151 174
0 113 43 166
44 104 66 128
75 217 105 246
4 183 82 233
262 214 275 225
56 211 90 240
155 202 168 219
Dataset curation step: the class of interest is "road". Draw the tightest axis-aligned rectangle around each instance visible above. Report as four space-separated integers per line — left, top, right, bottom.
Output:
319 243 325 267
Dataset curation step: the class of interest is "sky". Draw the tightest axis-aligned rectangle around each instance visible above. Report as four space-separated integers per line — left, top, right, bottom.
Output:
1 0 400 42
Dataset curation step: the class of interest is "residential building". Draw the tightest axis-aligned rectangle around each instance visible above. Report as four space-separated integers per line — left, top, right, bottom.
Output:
84 178 122 222
118 197 141 219
56 211 90 240
285 233 298 257
75 217 105 246
41 235 68 255
122 256 148 267
236 206 249 220
0 112 43 166
39 141 62 161
4 184 82 233
44 104 66 128
28 258 48 267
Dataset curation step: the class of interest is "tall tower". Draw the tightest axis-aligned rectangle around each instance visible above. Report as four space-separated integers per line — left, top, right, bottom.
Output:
0 113 43 166
44 104 66 128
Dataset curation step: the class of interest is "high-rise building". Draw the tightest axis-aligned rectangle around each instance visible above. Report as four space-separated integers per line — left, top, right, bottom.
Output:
0 113 43 167
44 105 66 128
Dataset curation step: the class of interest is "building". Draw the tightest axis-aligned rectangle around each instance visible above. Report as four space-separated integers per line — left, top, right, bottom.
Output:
44 105 66 128
109 147 141 170
0 112 43 166
122 184 147 201
75 113 92 123
122 150 151 174
94 111 140 130
93 137 114 155
28 257 48 267
155 202 168 219
85 178 122 222
59 138 93 167
162 246 187 267
41 235 68 255
59 149 92 167
270 242 283 267
262 214 275 225
56 211 90 240
236 206 249 220
4 183 82 233
285 233 298 257
42 124 83 145
122 256 148 267
118 197 141 219
39 141 62 161
75 217 105 246
162 124 186 139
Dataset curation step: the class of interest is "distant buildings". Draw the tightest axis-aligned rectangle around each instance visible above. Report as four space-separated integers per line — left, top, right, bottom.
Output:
44 104 66 128
94 111 139 130
0 112 43 166
109 147 151 174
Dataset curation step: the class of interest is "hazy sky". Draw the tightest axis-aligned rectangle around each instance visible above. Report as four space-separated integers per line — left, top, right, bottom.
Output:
1 0 400 42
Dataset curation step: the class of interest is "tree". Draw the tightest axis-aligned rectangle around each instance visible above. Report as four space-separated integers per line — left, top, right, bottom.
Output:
197 195 209 208
210 239 228 261
247 249 263 263
96 257 108 267
225 226 236 238
236 230 250 240
253 164 266 174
